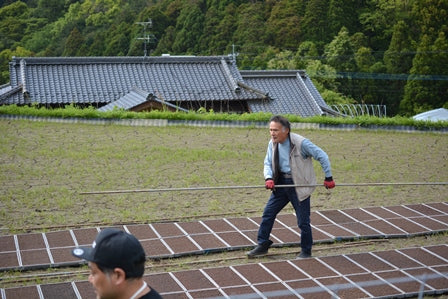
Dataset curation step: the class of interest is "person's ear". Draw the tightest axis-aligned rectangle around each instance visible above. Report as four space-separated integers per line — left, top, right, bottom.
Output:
112 268 127 284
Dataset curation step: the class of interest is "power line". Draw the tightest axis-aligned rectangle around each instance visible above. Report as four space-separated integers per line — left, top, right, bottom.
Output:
312 72 448 81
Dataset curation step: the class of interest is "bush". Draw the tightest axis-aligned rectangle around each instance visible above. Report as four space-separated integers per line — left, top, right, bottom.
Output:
0 104 447 130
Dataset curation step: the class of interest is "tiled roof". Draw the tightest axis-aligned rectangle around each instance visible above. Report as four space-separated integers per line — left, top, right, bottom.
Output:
2 56 335 117
241 70 329 117
97 86 188 112
0 84 21 103
4 56 260 106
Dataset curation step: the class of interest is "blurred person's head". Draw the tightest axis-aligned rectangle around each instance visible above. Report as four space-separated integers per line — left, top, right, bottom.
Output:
72 228 149 299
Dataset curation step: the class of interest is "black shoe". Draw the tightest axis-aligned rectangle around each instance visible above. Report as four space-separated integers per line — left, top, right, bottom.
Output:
246 241 273 258
296 251 312 259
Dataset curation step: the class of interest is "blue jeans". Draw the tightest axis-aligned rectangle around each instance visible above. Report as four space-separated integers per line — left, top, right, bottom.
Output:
257 176 312 254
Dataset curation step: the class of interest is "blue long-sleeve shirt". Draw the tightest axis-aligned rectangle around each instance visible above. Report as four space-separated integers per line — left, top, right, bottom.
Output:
264 137 332 179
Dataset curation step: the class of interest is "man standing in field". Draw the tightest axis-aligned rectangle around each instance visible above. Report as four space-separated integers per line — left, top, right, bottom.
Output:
247 115 335 259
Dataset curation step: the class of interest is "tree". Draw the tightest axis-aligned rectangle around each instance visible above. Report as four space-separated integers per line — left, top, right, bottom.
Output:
33 0 66 22
267 50 296 69
324 27 358 102
266 0 304 49
305 59 355 105
154 25 176 55
324 27 356 72
295 41 319 69
350 32 368 52
411 0 448 39
197 6 220 54
251 46 278 70
172 2 205 54
365 61 390 108
359 0 400 51
0 1 30 50
207 3 238 55
384 21 415 74
327 0 362 39
401 32 448 115
0 46 33 84
355 46 375 72
87 32 107 56
383 20 415 115
305 60 339 91
233 3 269 68
353 57 391 109
104 22 132 56
233 3 267 47
63 27 85 56
301 0 330 49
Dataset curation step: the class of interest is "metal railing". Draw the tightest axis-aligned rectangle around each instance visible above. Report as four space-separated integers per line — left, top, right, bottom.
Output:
330 104 387 117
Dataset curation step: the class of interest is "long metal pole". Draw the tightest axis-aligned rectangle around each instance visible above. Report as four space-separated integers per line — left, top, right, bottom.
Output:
79 182 448 195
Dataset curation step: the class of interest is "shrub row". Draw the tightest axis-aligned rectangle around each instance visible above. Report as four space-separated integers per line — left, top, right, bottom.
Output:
0 104 447 130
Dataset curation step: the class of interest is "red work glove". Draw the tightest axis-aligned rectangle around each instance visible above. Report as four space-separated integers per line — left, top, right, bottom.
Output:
324 177 335 189
265 179 275 190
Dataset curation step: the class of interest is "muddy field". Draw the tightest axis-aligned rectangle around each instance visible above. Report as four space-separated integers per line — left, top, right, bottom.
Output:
1 119 447 234
0 118 447 291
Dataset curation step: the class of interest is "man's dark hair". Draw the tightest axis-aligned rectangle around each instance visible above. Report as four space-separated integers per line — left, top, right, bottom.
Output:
270 115 291 131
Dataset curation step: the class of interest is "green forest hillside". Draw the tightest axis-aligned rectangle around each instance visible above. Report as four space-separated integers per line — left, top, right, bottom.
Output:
1 0 447 116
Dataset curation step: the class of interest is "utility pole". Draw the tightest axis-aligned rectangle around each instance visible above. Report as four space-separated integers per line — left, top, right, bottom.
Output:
136 18 156 57
232 44 237 62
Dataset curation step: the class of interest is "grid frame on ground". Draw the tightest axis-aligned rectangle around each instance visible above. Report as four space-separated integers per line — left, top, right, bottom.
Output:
0 202 447 272
2 244 447 298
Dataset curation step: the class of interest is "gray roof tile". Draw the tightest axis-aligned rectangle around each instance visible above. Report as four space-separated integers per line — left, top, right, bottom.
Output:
6 56 260 106
98 86 187 112
241 70 327 117
2 56 333 117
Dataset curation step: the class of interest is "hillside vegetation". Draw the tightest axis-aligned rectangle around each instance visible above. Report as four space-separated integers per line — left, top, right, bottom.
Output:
1 0 447 116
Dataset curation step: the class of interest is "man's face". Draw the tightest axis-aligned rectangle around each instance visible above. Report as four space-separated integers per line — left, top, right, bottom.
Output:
269 121 289 143
88 262 116 299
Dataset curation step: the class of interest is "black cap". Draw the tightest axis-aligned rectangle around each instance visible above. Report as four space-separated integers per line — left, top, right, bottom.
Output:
72 228 145 278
